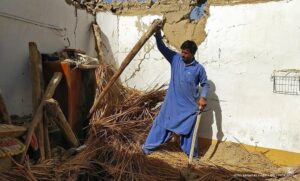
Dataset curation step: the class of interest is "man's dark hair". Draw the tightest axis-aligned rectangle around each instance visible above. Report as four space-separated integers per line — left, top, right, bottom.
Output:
180 40 198 55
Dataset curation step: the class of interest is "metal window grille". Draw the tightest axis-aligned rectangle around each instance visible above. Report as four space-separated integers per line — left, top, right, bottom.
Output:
272 70 300 95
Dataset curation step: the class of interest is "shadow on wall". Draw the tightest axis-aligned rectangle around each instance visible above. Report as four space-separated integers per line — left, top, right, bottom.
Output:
100 30 118 69
198 80 224 157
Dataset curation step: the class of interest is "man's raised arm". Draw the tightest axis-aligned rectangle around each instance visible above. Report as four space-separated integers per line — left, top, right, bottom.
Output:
155 30 176 64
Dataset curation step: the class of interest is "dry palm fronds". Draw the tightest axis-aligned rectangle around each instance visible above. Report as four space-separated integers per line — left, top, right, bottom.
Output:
94 62 126 117
82 85 173 180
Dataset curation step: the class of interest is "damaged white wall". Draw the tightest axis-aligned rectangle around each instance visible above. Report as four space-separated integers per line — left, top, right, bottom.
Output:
97 0 300 153
96 13 170 89
0 0 95 116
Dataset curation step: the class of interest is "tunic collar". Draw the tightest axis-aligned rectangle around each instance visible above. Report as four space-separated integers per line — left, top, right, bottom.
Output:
185 60 196 67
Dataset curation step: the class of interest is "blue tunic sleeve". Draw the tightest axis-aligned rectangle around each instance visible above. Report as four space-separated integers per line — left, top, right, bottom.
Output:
198 66 210 98
155 34 176 64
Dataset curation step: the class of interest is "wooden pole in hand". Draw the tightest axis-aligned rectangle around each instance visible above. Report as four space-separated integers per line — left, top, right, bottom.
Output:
88 19 162 118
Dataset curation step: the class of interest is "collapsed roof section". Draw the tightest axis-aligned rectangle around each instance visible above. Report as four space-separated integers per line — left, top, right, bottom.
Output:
65 0 209 49
66 0 199 15
65 0 279 49
65 0 278 15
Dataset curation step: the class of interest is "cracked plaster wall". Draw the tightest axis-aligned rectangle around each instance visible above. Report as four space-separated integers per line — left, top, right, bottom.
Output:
96 0 300 153
197 0 300 153
97 14 170 89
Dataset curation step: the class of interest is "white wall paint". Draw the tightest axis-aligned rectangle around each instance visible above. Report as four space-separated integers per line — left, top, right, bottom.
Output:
96 12 119 67
96 0 300 153
197 0 300 153
0 0 95 116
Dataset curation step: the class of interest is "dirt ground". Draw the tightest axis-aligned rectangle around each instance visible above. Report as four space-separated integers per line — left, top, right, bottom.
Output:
148 139 300 180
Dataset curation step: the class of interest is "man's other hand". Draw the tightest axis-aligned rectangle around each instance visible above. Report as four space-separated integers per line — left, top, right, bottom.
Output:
198 97 207 111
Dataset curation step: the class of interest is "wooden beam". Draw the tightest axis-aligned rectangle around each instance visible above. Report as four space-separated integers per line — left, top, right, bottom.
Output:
28 42 45 160
88 19 162 117
0 124 27 138
45 98 79 148
92 23 104 63
0 91 11 124
20 72 62 163
43 110 51 159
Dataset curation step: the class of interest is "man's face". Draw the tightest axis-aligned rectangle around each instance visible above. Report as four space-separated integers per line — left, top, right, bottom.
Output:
181 49 194 63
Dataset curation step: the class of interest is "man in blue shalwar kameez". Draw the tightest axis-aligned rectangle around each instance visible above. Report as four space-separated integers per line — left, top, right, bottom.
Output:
142 30 210 157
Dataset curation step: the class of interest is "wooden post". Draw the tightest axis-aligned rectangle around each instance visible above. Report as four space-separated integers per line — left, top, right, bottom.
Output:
21 72 62 163
45 98 80 148
92 23 104 63
0 91 11 124
28 42 45 160
43 109 51 159
88 19 162 117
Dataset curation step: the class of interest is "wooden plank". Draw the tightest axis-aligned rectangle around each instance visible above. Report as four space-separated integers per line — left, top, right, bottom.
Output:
0 124 27 138
0 91 11 124
28 42 45 161
45 98 79 148
88 19 162 117
20 72 62 163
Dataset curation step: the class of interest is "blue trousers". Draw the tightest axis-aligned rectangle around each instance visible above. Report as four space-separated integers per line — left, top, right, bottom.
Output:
142 119 198 157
